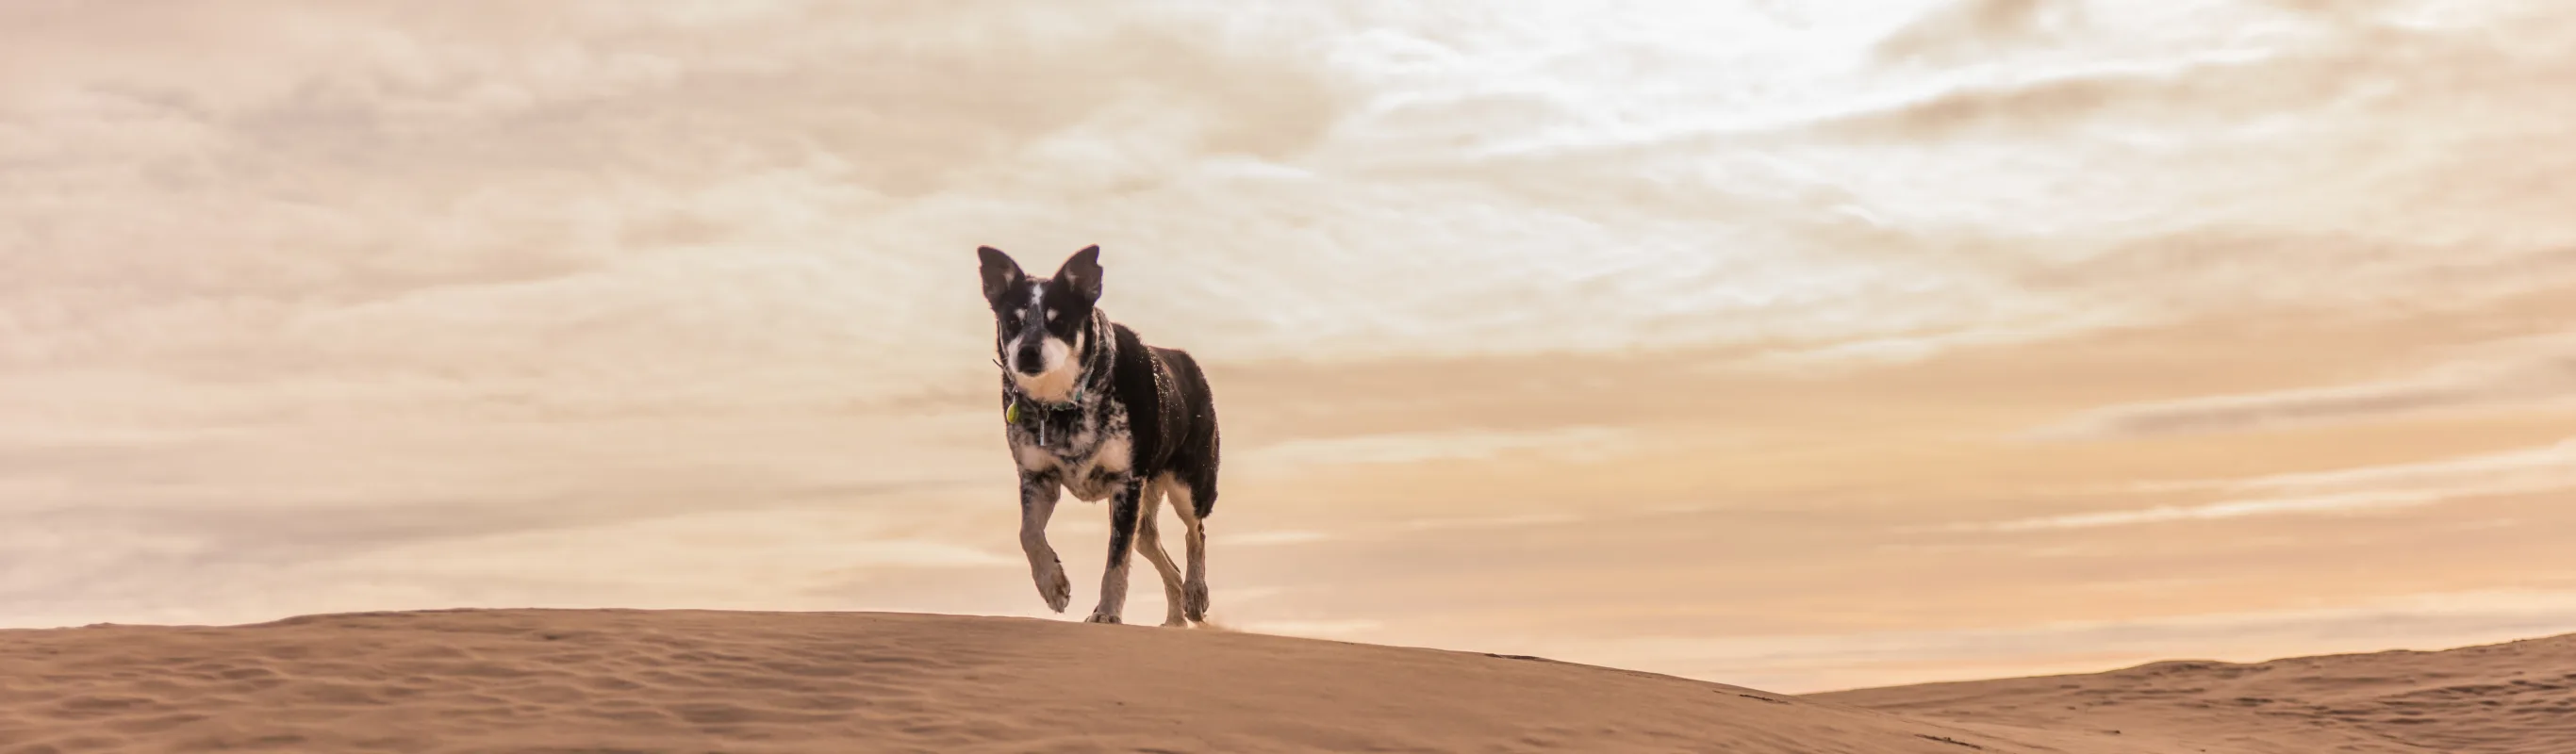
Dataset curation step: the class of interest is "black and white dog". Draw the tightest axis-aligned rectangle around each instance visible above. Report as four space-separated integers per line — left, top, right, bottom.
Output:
977 245 1220 626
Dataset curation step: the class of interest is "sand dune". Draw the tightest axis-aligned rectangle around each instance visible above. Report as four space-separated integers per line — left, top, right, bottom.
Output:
1822 633 2576 753
0 610 2562 753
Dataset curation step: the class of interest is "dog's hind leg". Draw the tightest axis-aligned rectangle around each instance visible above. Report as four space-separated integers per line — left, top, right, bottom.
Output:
1018 470 1071 613
1133 475 1189 627
1085 476 1146 624
1169 479 1212 622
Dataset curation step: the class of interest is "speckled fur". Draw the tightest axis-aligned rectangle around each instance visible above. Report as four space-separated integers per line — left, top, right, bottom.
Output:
978 245 1221 627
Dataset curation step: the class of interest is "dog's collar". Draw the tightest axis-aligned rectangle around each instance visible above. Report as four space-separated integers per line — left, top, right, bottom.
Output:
1007 382 1087 412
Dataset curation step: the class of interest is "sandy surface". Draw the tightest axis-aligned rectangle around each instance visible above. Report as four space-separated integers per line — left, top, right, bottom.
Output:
0 610 2561 753
1821 633 2576 753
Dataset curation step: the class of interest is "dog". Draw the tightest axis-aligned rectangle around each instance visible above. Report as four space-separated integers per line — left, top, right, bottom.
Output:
977 244 1220 626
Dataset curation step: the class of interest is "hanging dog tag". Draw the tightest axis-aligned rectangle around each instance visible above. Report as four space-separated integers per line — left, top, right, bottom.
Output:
1005 400 1020 425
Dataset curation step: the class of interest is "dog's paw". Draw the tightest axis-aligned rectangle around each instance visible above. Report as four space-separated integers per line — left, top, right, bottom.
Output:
1182 581 1210 622
1033 562 1072 614
1160 615 1191 629
1082 612 1123 625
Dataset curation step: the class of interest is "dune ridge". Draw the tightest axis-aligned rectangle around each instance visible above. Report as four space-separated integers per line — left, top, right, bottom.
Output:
1822 632 2576 753
0 609 2565 753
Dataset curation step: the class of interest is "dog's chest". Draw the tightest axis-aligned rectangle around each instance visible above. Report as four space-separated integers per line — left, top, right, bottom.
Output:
1012 401 1133 502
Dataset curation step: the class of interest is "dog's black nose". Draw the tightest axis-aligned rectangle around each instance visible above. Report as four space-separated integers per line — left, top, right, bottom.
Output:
1014 344 1046 374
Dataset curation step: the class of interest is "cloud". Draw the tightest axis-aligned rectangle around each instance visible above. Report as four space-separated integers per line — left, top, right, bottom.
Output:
1943 490 2442 533
2028 332 2576 440
1943 437 2576 532
1873 0 2073 65
2221 435 2576 494
1214 531 1335 547
1245 426 1634 468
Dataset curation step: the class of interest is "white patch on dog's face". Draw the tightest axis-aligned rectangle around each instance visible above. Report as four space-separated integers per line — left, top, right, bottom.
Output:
1009 330 1082 402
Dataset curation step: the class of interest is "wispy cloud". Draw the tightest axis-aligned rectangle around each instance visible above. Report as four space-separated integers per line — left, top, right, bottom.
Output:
2219 436 2576 495
1214 530 1335 547
2027 332 2576 440
1943 437 2576 533
1245 427 1634 468
1944 490 2440 533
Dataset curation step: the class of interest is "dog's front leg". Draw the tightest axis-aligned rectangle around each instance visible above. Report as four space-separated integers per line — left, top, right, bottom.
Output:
1083 476 1144 624
1018 470 1071 613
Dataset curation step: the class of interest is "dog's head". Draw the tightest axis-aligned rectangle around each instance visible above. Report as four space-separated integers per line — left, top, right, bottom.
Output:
978 244 1103 402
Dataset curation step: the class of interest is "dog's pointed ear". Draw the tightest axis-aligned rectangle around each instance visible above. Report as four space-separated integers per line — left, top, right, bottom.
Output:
977 246 1026 305
1053 245 1103 304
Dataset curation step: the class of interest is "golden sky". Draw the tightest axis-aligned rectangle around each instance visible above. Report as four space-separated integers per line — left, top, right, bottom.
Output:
7 0 2576 692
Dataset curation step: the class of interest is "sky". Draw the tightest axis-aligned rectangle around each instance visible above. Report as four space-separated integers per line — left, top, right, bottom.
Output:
6 0 2576 693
